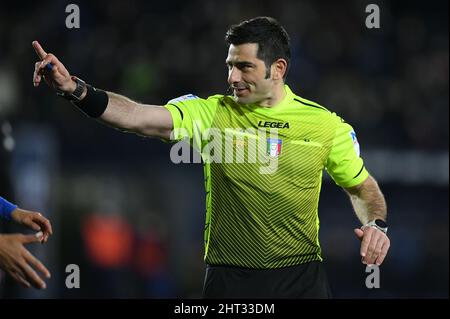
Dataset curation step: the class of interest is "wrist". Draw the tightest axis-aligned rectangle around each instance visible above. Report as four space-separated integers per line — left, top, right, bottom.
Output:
58 76 87 101
67 79 77 94
79 84 88 100
69 77 87 100
72 84 109 118
363 219 388 234
9 208 21 222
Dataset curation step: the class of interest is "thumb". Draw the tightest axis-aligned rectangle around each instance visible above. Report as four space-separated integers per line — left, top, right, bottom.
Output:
20 232 44 244
354 228 364 241
48 65 68 87
51 65 60 77
52 66 67 83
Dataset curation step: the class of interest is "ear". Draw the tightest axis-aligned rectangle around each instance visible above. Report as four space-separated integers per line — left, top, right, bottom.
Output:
271 58 288 80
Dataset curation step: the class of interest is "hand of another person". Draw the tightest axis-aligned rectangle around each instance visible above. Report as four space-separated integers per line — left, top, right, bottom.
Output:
0 233 51 289
11 208 53 243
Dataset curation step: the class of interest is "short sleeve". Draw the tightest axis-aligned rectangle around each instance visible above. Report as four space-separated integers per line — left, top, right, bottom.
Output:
163 94 218 149
325 115 369 188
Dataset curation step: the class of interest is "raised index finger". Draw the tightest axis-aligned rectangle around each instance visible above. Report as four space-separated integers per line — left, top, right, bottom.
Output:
32 41 47 60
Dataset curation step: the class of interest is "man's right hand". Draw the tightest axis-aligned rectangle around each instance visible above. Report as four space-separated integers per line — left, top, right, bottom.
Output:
32 41 76 94
0 233 51 289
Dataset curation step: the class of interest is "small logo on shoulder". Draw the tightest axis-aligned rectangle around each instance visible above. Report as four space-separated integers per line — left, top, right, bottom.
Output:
350 131 360 157
168 94 199 104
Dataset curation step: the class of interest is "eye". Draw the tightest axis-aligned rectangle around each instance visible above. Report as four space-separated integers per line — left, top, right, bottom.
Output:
240 64 253 71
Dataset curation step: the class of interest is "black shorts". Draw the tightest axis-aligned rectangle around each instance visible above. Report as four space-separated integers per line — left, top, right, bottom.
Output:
202 261 332 299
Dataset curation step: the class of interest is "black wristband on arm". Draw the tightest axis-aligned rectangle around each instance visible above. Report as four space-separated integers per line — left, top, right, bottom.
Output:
72 85 109 118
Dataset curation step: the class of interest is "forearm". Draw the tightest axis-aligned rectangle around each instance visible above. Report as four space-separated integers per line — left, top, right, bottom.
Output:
68 79 140 132
74 86 172 138
345 175 387 225
99 91 141 132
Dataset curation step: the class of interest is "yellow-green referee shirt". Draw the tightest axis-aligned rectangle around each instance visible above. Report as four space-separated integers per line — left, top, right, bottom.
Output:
164 85 369 269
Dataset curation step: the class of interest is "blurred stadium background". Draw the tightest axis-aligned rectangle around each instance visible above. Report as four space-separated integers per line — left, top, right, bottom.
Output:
0 0 448 298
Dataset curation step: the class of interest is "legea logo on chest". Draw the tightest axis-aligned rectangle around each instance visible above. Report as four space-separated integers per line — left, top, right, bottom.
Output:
258 121 290 129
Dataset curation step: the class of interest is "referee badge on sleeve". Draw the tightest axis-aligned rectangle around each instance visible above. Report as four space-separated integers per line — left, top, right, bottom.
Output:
350 131 360 157
267 138 282 158
168 94 199 104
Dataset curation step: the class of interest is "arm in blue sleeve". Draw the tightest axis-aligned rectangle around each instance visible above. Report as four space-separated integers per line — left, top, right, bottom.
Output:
0 196 17 221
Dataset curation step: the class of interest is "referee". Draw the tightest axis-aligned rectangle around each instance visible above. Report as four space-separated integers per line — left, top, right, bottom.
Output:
32 16 390 298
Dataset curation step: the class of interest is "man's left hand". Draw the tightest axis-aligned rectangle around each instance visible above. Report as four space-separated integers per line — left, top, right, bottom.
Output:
354 226 390 266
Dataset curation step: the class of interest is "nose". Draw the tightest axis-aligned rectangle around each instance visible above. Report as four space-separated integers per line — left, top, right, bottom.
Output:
228 66 242 85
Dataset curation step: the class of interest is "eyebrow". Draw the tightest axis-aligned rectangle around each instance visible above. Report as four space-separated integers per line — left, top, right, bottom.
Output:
225 60 256 68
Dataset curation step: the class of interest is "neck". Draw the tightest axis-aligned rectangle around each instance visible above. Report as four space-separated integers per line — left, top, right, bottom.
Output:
260 83 286 107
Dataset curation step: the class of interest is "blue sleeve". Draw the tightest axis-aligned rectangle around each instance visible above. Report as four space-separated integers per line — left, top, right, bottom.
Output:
0 196 17 221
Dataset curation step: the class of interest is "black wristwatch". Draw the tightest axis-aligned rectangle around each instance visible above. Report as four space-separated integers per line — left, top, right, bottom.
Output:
57 76 86 101
363 219 388 234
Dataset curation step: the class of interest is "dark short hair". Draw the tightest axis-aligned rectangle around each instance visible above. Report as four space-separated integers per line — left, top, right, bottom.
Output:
225 16 291 79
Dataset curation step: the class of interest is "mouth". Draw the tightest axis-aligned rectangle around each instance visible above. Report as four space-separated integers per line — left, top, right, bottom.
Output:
233 87 249 96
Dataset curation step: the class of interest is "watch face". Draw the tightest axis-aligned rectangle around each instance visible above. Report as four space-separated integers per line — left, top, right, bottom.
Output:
375 219 388 228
